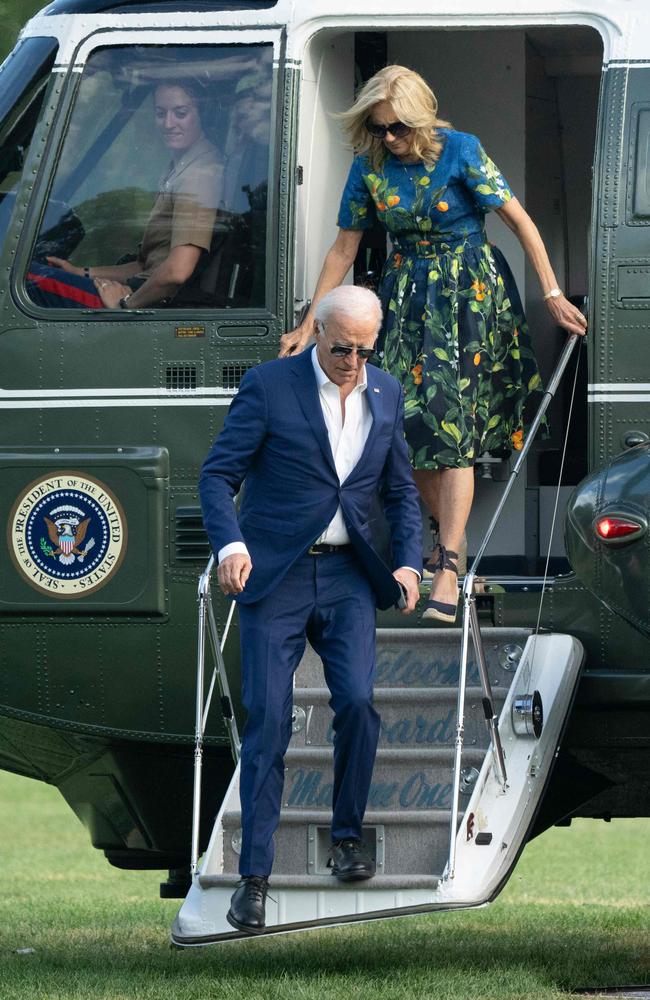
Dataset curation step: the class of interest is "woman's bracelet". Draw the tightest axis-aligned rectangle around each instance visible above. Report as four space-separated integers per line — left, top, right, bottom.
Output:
543 287 562 301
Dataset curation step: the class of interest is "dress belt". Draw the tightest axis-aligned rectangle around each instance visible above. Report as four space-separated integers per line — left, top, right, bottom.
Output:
307 543 354 555
391 232 487 257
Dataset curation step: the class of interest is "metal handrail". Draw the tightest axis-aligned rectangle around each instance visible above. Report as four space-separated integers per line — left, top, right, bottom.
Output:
190 555 241 878
444 333 580 881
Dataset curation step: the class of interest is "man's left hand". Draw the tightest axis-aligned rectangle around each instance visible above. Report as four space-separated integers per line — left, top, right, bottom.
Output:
393 568 420 614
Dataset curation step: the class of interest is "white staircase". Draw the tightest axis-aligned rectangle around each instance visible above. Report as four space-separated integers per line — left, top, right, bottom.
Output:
172 627 584 945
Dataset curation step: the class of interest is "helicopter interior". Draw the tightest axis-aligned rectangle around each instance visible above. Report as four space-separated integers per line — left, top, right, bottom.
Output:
297 23 603 578
22 43 273 310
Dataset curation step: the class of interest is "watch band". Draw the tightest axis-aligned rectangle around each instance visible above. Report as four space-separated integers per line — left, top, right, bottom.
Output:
543 287 562 301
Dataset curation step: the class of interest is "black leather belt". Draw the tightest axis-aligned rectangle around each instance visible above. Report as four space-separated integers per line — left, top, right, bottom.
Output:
307 543 354 555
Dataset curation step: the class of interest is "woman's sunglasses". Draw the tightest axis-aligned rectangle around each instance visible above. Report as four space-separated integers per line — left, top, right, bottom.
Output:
365 118 411 139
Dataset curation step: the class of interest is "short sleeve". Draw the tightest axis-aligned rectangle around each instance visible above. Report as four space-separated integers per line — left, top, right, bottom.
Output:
460 133 513 212
171 154 224 252
336 156 376 230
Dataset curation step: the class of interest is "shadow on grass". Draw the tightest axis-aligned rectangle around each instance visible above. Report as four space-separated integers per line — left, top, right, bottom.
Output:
3 903 648 998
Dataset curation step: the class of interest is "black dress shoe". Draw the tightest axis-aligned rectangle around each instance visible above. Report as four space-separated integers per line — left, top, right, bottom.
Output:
226 875 269 934
329 839 376 881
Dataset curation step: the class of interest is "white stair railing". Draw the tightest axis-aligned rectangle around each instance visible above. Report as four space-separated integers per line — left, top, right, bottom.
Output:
191 555 241 878
445 333 581 881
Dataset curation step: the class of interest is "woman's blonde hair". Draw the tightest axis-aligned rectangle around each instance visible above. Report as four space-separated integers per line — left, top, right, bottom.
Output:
337 65 451 171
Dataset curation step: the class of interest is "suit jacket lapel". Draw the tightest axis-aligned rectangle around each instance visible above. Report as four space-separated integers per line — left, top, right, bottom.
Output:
290 349 337 475
347 364 385 480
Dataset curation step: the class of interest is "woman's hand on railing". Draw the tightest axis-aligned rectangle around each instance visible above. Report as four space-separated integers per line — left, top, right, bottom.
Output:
545 293 588 336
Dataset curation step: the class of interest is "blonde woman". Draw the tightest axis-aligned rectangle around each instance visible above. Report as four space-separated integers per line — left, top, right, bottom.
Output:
280 65 587 622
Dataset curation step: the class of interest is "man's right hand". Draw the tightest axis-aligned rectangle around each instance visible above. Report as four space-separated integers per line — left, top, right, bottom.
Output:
217 553 253 595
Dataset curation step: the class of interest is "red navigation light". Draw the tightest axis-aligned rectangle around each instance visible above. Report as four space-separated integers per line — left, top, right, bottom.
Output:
596 516 641 540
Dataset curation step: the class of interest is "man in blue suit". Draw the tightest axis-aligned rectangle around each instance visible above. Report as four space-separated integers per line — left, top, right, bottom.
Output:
199 285 422 934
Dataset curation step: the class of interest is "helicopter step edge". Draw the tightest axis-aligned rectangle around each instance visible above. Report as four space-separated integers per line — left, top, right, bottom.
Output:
170 629 584 945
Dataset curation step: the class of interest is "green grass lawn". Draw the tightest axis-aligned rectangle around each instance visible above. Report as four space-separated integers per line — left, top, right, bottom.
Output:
1 770 648 1000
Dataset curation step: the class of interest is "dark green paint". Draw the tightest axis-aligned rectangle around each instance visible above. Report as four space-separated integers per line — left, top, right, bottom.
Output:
0 12 648 875
566 443 650 637
0 27 291 867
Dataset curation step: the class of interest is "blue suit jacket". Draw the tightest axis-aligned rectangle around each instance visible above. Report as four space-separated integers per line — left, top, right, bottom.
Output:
199 348 422 609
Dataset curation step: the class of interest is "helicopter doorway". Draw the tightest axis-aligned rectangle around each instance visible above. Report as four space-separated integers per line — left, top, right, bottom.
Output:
296 23 602 578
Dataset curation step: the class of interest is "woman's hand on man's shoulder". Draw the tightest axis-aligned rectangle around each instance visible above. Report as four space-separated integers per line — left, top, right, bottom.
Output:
278 326 313 358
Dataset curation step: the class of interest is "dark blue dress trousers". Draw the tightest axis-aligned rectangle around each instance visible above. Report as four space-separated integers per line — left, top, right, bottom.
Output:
236 549 379 877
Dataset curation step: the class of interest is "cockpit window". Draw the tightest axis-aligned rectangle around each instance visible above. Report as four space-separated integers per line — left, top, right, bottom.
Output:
0 37 58 251
25 44 273 312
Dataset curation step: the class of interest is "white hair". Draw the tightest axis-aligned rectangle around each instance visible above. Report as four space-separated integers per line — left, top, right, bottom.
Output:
313 285 382 334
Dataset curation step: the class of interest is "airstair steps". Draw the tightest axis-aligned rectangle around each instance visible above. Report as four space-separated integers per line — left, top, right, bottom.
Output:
291 686 506 748
173 628 586 944
199 873 441 891
280 745 485 812
295 627 530 688
220 807 452 876
205 627 524 891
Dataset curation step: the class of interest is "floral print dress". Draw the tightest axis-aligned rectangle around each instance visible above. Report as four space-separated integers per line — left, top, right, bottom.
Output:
337 129 544 469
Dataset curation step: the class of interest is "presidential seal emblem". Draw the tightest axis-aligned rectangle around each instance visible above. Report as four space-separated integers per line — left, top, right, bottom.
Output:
8 472 127 598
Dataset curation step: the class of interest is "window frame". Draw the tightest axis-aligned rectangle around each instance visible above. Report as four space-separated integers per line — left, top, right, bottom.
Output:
0 36 59 148
12 27 283 322
0 37 60 253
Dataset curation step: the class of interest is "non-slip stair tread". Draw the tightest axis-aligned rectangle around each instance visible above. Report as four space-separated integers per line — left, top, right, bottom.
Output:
296 628 529 688
290 686 501 749
199 873 441 891
221 808 452 826
292 686 508 700
373 627 531 640
284 745 485 761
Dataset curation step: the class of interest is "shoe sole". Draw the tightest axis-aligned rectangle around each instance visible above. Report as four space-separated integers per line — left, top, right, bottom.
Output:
422 606 457 623
226 909 266 935
331 868 376 882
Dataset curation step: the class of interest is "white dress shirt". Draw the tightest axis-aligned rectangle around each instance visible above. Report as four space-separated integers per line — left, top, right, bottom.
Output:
218 348 420 581
311 346 371 544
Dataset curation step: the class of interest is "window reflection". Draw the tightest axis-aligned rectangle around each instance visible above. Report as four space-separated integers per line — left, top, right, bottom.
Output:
26 44 272 311
0 37 59 251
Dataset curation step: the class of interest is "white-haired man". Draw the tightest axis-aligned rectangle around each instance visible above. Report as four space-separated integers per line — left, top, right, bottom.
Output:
199 285 422 934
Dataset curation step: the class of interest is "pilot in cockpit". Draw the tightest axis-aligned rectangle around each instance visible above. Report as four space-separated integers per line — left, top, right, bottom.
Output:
27 76 223 311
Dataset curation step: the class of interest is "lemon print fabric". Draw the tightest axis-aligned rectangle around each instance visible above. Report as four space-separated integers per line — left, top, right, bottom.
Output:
337 129 545 469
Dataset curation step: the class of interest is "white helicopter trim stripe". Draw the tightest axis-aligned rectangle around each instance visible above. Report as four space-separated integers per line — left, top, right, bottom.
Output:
588 394 650 403
0 398 233 409
0 387 236 399
589 383 650 392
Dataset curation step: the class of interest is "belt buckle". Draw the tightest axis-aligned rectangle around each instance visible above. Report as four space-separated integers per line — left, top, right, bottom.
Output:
307 545 322 555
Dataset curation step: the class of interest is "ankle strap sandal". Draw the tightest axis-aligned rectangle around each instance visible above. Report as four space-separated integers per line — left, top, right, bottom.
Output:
422 544 460 623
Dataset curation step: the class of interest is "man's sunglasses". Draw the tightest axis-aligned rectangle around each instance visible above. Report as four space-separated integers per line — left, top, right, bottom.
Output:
365 118 411 139
329 344 376 360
